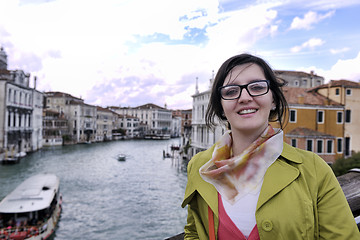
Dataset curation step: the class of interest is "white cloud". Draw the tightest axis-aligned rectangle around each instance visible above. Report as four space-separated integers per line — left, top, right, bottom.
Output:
291 38 325 53
297 51 360 82
290 10 335 30
327 51 360 81
1 0 360 109
330 47 350 54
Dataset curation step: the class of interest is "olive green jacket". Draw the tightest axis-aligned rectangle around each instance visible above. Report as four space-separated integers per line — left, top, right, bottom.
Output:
182 142 360 240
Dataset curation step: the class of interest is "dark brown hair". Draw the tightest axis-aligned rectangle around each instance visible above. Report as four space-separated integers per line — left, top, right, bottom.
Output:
205 53 288 129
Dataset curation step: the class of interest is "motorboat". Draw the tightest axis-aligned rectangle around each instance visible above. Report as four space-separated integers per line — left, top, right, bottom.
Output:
117 154 126 161
0 173 62 240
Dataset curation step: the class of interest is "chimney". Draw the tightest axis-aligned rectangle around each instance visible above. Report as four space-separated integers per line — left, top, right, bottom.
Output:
297 94 305 104
34 76 37 89
195 77 199 94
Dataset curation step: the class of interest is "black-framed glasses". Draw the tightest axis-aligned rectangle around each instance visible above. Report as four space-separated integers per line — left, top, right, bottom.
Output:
218 80 270 100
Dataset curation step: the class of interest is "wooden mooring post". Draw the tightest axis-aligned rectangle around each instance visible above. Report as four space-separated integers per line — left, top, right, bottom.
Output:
166 168 360 239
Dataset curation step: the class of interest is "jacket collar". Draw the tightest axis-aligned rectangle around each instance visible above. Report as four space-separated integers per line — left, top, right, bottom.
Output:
280 142 303 164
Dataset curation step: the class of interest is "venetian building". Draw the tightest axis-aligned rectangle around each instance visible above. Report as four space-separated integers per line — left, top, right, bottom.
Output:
0 47 41 158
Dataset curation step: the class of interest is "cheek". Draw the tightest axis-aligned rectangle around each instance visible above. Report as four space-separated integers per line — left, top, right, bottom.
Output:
221 101 234 114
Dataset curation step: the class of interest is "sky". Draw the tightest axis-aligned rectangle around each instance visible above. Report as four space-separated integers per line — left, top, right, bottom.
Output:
1 0 360 110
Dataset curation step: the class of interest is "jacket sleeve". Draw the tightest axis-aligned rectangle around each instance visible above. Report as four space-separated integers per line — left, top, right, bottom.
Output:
315 154 360 239
184 199 200 239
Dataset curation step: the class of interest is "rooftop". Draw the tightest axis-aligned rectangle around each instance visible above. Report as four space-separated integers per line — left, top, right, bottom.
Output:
282 87 342 106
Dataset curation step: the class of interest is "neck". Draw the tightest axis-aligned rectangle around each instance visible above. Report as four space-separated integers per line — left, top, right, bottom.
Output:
231 126 269 156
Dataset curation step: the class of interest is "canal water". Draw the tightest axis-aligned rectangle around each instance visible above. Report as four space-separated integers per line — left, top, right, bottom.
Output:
0 139 188 240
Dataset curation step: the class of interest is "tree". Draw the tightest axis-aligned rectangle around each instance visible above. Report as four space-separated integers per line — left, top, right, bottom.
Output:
331 152 360 176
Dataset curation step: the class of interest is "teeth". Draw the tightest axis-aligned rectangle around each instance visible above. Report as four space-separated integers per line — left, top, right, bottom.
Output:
239 109 256 115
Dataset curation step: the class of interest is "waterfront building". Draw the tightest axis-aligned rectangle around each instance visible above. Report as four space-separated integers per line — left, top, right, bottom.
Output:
109 103 172 138
0 47 43 159
275 70 324 88
31 87 44 151
279 87 345 163
313 80 360 156
190 77 224 157
0 70 35 157
116 114 141 138
96 106 115 141
42 109 68 146
171 115 182 138
44 91 97 143
172 109 192 136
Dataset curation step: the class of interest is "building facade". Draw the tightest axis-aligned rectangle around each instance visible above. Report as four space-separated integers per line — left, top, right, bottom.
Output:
44 92 97 143
0 69 42 159
278 87 345 163
314 80 360 156
275 70 324 88
117 114 141 138
110 103 172 139
96 106 115 142
190 83 224 157
42 109 68 146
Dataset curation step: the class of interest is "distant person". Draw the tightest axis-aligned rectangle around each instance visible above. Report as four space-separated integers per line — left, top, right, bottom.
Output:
181 53 359 239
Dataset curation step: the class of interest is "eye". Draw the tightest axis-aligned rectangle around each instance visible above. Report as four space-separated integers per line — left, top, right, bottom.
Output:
248 82 267 92
223 86 239 96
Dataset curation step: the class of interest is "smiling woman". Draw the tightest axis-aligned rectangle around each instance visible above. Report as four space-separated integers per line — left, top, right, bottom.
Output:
181 53 360 240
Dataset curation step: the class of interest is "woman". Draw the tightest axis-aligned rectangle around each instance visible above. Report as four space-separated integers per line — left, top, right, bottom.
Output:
181 53 359 239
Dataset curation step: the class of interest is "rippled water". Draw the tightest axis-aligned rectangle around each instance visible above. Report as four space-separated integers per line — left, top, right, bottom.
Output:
0 139 188 240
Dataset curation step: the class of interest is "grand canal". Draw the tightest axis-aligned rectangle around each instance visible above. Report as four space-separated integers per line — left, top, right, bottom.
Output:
0 139 188 240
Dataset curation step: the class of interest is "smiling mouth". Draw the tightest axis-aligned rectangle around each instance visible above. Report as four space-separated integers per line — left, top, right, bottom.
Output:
238 109 257 115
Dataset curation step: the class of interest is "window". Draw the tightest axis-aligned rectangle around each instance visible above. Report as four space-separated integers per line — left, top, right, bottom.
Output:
289 109 297 123
345 110 351 123
291 139 297 147
302 79 307 87
327 140 333 153
317 140 323 153
346 89 352 95
345 137 350 156
306 139 313 151
317 111 324 124
336 111 343 124
8 112 11 127
294 80 299 86
335 88 340 95
8 89 12 102
337 138 343 153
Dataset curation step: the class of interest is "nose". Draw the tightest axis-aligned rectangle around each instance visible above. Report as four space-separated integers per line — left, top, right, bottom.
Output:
238 88 253 103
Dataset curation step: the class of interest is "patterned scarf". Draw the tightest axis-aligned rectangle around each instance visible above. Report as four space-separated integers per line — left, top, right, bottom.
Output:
199 125 283 204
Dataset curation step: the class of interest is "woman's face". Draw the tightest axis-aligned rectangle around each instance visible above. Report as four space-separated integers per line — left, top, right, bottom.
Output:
221 63 275 136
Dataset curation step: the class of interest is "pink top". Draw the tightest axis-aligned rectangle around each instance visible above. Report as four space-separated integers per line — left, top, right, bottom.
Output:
218 193 260 240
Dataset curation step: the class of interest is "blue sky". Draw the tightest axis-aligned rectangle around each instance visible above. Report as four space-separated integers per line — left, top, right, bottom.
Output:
1 0 360 109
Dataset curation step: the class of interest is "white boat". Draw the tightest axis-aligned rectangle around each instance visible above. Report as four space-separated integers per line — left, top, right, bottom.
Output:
15 152 26 158
117 154 126 161
0 173 62 240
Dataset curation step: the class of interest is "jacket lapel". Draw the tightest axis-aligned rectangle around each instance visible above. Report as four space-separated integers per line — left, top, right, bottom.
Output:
256 143 302 210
